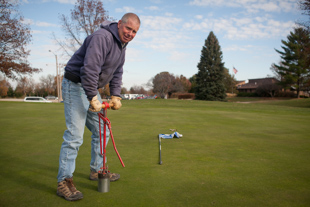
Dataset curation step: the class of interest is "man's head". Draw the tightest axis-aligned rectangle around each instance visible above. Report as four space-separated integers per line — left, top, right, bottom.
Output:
118 13 140 44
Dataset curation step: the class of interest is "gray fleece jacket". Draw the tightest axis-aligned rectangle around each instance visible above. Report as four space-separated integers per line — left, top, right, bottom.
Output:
64 21 127 100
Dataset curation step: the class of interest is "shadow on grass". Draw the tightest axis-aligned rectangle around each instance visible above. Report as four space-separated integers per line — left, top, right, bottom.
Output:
73 171 98 191
1 154 57 195
1 154 102 194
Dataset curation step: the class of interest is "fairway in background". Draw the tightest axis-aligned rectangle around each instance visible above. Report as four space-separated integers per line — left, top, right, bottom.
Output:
0 99 309 207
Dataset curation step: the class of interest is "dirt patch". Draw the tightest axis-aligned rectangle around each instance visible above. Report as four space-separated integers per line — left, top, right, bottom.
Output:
0 98 23 102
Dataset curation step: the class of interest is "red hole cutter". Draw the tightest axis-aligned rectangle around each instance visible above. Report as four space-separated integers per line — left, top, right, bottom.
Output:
97 102 125 192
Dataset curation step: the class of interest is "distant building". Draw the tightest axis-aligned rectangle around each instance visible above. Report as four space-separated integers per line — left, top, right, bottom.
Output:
236 80 246 88
237 78 278 93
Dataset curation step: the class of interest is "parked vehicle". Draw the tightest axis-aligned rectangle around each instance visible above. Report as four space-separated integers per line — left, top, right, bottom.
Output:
120 94 129 100
45 95 58 100
24 97 52 103
144 95 157 99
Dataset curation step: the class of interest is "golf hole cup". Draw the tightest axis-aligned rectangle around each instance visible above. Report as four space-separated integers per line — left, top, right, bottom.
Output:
98 173 110 193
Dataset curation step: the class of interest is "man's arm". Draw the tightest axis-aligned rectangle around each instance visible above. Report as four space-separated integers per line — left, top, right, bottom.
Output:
80 34 110 101
109 57 125 97
108 58 124 110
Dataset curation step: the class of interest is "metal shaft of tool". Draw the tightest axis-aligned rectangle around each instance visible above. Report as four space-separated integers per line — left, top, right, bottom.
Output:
98 108 109 193
97 102 125 193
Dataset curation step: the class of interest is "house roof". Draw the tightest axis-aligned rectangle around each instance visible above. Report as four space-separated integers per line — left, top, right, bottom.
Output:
237 78 278 90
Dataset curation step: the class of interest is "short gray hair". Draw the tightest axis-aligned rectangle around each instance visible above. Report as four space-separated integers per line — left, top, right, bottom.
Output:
121 13 140 25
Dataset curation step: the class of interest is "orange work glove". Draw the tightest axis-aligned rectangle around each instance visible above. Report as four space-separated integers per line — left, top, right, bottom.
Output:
89 96 102 112
109 96 122 110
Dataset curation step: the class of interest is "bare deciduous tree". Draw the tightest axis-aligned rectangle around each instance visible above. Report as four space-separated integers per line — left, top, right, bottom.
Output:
298 0 310 30
151 72 193 98
121 87 128 94
15 77 32 96
0 74 10 97
40 74 56 95
152 72 175 98
53 0 114 57
0 0 41 79
129 85 147 94
222 68 237 93
270 63 284 81
256 82 282 98
176 75 191 92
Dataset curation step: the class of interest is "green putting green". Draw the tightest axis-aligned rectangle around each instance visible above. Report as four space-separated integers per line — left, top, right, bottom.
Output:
0 99 309 206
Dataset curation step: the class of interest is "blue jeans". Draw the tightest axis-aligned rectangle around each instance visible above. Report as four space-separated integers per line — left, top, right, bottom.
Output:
57 78 109 182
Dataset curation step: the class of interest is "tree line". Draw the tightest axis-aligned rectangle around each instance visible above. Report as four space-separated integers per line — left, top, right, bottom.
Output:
0 74 57 98
1 0 309 100
0 69 236 99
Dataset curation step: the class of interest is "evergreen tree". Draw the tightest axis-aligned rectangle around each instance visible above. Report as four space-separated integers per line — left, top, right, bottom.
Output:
195 31 226 101
274 27 310 98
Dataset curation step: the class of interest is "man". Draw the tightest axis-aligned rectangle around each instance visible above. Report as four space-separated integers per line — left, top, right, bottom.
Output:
56 13 140 201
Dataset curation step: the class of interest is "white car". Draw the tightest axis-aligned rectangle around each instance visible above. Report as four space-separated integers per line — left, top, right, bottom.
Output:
24 97 52 103
45 95 58 100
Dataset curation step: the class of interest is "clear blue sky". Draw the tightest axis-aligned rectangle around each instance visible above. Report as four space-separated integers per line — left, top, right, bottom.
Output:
16 0 306 90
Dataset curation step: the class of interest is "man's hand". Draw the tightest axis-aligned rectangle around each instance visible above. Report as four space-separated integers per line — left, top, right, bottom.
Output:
89 96 102 112
109 96 122 110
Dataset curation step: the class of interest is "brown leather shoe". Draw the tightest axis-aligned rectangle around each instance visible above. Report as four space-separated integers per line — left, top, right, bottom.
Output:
89 170 120 182
57 178 83 201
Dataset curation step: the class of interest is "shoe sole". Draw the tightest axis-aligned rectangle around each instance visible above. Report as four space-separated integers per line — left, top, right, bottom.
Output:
57 191 83 201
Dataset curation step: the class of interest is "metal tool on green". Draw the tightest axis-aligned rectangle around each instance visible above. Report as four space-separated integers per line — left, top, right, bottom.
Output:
98 102 125 192
158 131 182 165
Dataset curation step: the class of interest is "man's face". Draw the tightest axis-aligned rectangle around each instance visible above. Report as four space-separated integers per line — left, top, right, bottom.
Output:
118 18 140 44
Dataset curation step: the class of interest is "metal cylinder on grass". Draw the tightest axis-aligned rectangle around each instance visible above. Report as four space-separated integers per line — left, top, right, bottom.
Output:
98 173 110 193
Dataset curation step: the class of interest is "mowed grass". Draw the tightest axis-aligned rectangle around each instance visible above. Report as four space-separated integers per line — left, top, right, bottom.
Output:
0 99 309 207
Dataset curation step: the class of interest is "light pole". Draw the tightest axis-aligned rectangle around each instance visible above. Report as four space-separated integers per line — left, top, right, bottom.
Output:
49 50 61 102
